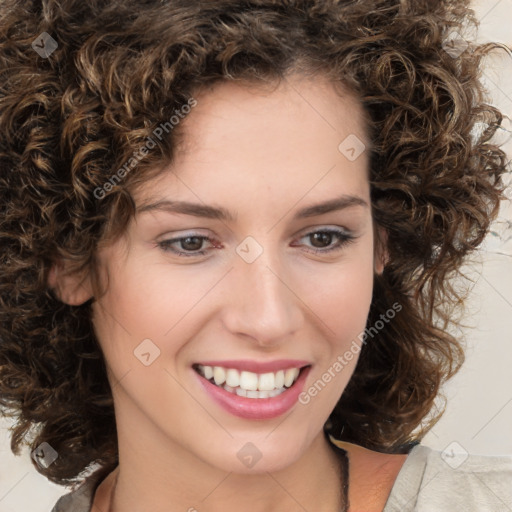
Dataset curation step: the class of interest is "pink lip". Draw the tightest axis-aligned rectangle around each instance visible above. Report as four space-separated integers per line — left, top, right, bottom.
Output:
194 365 311 420
194 359 310 373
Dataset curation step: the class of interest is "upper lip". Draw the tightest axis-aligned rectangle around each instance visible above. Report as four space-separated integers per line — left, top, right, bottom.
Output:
193 359 311 373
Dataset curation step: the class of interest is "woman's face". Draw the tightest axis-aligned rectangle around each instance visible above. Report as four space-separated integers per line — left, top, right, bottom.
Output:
88 75 383 473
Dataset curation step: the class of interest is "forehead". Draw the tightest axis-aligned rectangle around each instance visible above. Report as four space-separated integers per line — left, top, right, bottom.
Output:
181 75 368 151
133 75 370 210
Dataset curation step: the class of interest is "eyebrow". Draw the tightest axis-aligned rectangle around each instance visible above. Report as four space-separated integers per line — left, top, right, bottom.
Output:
136 194 368 222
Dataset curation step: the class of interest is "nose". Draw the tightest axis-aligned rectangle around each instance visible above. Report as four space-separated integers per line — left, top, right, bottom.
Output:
221 243 303 348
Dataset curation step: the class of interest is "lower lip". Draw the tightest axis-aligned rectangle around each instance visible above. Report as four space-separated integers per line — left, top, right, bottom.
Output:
195 366 311 420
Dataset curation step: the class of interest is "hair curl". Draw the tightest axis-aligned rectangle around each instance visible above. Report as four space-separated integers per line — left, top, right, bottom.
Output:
0 0 509 486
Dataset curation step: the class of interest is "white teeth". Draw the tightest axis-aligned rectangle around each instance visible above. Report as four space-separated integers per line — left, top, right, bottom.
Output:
239 371 259 391
235 387 247 397
284 368 299 387
224 382 280 399
213 366 226 386
275 370 285 388
196 364 304 397
258 372 275 391
204 366 214 380
225 368 240 387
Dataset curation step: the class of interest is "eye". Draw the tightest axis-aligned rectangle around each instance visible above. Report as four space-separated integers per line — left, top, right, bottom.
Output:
157 234 220 257
294 228 356 254
156 228 356 259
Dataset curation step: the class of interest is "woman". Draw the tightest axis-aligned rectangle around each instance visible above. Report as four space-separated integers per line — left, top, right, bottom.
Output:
0 1 510 511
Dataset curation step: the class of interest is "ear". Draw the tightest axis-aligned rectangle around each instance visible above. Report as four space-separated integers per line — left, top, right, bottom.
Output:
47 259 94 306
374 225 389 275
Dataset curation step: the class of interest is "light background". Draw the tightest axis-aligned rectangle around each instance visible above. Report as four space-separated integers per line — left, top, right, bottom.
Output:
0 1 511 511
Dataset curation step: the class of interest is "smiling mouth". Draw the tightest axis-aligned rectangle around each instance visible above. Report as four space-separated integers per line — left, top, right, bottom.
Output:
192 364 310 399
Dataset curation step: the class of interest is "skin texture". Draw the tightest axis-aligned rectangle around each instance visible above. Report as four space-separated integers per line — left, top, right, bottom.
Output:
3 3 507 487
91 440 409 512
51 75 396 512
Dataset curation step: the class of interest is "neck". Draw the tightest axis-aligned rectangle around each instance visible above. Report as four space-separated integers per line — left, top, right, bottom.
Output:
106 426 347 512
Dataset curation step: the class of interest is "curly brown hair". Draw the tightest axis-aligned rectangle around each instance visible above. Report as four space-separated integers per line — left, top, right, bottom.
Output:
0 0 509 487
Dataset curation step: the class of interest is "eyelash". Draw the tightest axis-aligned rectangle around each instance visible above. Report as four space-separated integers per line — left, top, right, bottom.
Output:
157 228 356 258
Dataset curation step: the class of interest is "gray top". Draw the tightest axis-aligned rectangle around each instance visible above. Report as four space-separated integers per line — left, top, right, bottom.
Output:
51 444 512 511
382 445 512 511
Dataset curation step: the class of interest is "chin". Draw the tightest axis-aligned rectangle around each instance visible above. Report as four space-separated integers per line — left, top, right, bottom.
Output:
201 431 312 475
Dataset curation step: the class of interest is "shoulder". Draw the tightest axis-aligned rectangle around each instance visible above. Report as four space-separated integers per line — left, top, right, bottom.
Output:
383 444 512 512
329 437 512 512
330 437 410 511
50 468 109 512
51 482 94 512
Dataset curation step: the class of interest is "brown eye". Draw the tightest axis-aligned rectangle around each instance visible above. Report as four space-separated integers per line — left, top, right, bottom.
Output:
158 234 218 257
310 232 335 248
180 236 205 251
294 228 356 254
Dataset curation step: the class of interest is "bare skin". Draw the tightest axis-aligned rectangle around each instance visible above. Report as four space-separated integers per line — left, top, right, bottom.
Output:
50 74 396 512
336 441 409 511
91 442 409 512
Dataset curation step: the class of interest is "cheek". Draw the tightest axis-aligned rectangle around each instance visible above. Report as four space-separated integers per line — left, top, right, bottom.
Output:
92 261 175 338
303 240 375 341
89 266 163 371
90 258 217 374
296 248 375 413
